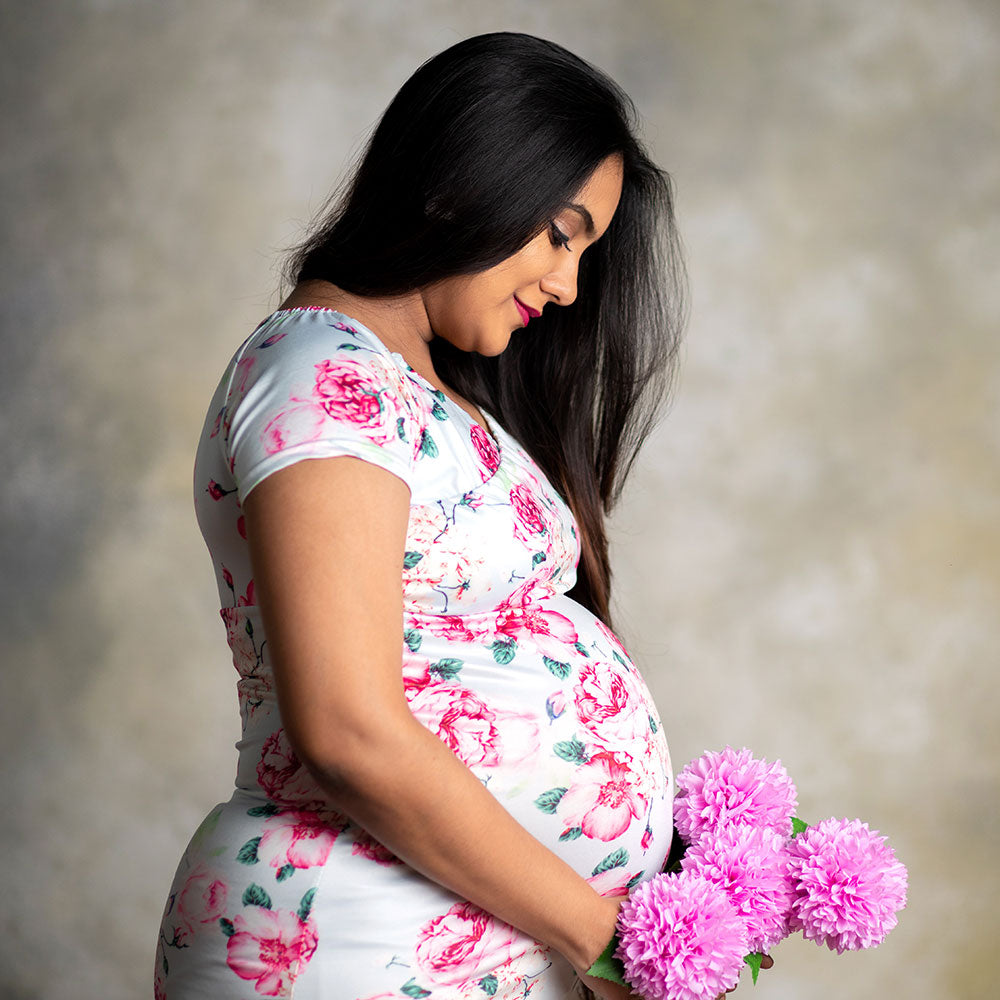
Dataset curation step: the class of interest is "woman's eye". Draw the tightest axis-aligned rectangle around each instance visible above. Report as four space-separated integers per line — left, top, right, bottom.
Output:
549 221 572 251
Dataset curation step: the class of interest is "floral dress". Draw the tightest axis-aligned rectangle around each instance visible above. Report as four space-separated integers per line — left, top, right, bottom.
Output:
155 308 674 1000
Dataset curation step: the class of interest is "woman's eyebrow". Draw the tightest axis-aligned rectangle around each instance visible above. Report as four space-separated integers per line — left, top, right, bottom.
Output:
563 202 596 237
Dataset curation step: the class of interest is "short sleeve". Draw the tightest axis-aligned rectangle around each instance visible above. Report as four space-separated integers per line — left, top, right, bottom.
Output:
223 319 423 503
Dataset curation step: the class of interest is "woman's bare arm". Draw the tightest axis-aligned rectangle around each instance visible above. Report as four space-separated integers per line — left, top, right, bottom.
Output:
243 456 628 988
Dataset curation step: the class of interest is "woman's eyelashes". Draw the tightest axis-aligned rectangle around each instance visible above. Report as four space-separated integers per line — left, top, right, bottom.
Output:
549 221 572 251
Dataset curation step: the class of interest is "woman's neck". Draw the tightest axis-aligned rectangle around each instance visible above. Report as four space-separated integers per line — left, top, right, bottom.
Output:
279 280 433 366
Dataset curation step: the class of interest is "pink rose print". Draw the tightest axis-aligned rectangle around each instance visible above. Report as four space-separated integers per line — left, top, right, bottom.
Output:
558 752 646 842
488 706 541 768
313 357 409 446
175 865 229 944
405 675 539 769
233 354 257 395
546 689 567 722
257 810 343 871
221 607 257 676
351 829 402 867
257 729 328 810
587 866 643 899
207 478 230 501
510 483 547 539
470 423 500 481
415 902 528 987
494 592 578 661
574 661 648 751
409 613 489 644
262 402 328 455
226 906 318 997
406 683 501 768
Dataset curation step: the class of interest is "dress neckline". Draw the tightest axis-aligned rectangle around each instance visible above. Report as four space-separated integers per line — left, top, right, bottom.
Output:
269 306 504 457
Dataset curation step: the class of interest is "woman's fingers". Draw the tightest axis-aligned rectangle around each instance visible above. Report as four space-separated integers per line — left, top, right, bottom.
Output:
714 954 775 996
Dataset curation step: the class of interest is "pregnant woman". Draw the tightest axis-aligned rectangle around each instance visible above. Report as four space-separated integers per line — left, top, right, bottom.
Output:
155 31 686 1000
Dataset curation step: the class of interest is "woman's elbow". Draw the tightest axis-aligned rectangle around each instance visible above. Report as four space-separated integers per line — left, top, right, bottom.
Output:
286 703 420 802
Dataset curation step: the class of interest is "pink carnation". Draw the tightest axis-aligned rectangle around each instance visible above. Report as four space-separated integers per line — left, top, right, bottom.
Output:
674 747 797 844
681 824 797 954
787 817 908 954
616 871 747 1000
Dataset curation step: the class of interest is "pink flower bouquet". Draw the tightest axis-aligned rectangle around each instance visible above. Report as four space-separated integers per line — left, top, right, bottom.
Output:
587 747 907 1000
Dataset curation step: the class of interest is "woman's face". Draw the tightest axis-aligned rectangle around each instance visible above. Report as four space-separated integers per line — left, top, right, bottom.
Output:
421 154 624 357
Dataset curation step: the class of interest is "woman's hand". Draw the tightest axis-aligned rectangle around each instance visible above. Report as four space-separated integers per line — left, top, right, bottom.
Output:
579 976 637 1000
714 954 774 997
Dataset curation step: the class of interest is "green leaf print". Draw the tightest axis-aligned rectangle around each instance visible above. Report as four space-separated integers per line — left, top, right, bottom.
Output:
625 872 644 890
219 917 236 938
236 836 261 865
298 888 316 922
574 641 590 657
553 738 590 765
396 417 408 443
403 551 424 569
592 848 630 876
338 342 360 351
479 974 499 995
418 429 439 458
612 649 628 668
531 551 547 567
162 954 169 975
543 656 571 680
404 628 423 652
431 401 449 421
242 883 273 909
246 803 280 818
648 714 658 734
430 387 446 403
401 978 432 999
534 787 568 814
276 864 295 882
559 827 583 842
245 618 254 637
429 658 463 680
491 638 517 664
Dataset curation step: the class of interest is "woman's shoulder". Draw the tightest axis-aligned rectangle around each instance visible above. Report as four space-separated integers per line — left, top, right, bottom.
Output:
217 307 433 503
227 306 433 426
242 306 393 360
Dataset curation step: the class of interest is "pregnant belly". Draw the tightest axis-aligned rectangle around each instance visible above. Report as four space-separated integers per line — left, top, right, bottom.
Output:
403 594 674 888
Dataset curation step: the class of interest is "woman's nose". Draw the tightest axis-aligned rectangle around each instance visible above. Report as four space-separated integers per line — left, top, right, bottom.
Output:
540 257 578 307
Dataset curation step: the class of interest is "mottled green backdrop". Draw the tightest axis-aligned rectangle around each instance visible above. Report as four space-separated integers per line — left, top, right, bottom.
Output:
1 1 996 998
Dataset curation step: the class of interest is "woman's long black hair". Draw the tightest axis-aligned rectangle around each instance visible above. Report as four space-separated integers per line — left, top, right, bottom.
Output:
285 32 687 627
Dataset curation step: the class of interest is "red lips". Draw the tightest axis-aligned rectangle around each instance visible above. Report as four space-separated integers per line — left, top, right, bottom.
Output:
514 296 541 326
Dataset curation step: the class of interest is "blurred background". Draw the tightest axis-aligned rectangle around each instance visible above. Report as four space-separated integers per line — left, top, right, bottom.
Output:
1 1 996 997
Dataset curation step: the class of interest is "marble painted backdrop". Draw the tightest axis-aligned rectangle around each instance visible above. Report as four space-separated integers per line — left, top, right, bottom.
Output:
1 1 996 997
